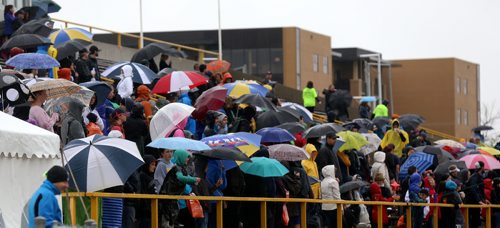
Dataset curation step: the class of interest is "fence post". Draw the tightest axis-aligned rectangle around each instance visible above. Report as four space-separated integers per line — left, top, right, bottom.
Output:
377 205 383 228
336 203 343 228
64 22 68 28
69 196 77 225
300 202 307 228
90 196 99 225
433 204 438 228
84 219 97 228
34 216 46 228
464 207 469 228
216 200 223 228
260 201 267 228
406 206 412 228
117 34 122 48
151 198 158 228
198 51 205 63
89 27 93 34
486 206 491 228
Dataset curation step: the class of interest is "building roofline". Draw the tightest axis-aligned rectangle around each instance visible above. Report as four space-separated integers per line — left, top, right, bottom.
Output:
388 57 479 65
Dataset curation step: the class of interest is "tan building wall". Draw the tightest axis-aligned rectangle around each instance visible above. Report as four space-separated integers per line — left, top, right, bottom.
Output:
390 58 479 138
454 59 480 138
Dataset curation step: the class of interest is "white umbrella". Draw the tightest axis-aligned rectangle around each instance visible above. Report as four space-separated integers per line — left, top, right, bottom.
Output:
149 102 195 140
360 133 382 155
434 139 466 150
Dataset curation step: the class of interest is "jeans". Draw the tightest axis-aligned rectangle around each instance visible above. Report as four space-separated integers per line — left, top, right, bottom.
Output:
195 212 208 228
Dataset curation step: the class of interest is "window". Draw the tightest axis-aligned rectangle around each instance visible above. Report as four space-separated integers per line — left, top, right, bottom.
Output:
463 110 468 125
312 54 318 72
463 79 468 95
456 109 461 125
322 56 328 74
456 78 460 94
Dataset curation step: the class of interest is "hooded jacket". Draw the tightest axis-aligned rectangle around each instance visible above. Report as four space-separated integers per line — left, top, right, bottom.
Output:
153 157 174 194
135 85 153 118
301 143 320 198
320 165 340 210
380 119 409 156
370 181 394 225
173 150 197 185
83 96 104 130
371 151 391 191
117 65 134 99
316 142 342 182
124 104 149 154
409 173 422 194
61 100 86 145
206 160 227 199
178 93 196 135
28 180 62 228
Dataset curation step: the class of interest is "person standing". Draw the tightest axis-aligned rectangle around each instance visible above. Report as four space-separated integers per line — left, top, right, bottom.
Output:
3 5 16 39
302 81 318 113
320 165 341 228
12 10 25 32
316 133 343 183
359 101 371 119
465 161 488 228
159 54 172 71
61 99 86 145
372 100 390 118
75 49 93 83
28 166 69 228
88 45 101 81
29 90 59 132
117 65 134 99
153 149 174 193
491 177 500 228
380 119 409 157
371 151 392 194
302 144 320 199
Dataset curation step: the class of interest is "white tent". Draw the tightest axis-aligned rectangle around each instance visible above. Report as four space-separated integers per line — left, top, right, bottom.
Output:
0 111 61 228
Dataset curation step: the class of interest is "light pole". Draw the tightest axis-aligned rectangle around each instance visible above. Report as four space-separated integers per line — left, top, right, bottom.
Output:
139 0 144 48
217 0 223 60
360 53 382 104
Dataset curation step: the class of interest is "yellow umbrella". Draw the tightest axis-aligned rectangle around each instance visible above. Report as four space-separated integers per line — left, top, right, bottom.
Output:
337 131 369 151
478 147 500 156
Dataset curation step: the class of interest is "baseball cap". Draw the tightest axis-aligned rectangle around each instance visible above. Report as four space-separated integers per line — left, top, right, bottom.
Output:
79 48 89 54
89 45 100 53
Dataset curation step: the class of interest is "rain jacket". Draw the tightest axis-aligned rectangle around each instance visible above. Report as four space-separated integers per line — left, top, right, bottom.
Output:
373 103 388 118
3 12 15 36
86 122 103 136
28 180 62 228
173 150 197 185
29 105 58 132
301 144 320 198
380 119 409 156
153 158 174 193
61 100 86 145
206 160 227 200
320 165 340 210
317 143 342 182
135 85 153 119
302 87 317 108
97 99 115 135
117 65 134 99
371 152 391 193
370 182 394 225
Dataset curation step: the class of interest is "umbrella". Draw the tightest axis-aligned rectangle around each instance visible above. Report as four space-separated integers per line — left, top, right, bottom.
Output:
352 118 374 131
303 123 341 139
0 72 31 108
6 53 60 69
17 6 49 20
234 94 276 111
460 154 500 170
152 71 207 94
434 160 468 177
29 79 80 100
223 81 268 98
340 180 369 194
79 81 112 107
472 125 494 132
256 127 295 143
478 147 500 156
372 117 391 130
416 145 451 164
157 67 177 77
147 137 211 151
193 147 251 162
207 60 231 74
192 85 227 120
342 121 368 133
336 131 369 151
22 77 52 87
399 152 435 179
33 0 61 14
0 34 52 50
63 135 144 192
281 102 313 122
131 42 186 62
360 96 376 103
399 114 425 130
360 133 381 155
256 109 299 130
434 139 466 150
49 27 93 46
149 103 195 140
267 144 309 161
102 62 158 84
44 87 94 116
201 132 261 157
275 122 306 135
240 157 289 177
11 18 54 37
55 39 91 60
327 89 352 113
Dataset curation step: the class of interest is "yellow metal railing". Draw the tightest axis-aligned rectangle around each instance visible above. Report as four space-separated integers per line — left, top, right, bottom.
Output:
65 192 500 228
51 18 219 62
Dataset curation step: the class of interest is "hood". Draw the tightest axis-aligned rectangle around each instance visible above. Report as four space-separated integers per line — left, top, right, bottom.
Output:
222 73 233 82
484 178 493 190
409 173 422 193
121 65 133 78
174 149 190 166
305 143 318 161
445 180 457 191
391 119 400 129
68 99 85 121
131 103 145 119
322 165 336 178
42 180 61 195
142 154 156 172
136 85 151 100
423 176 435 193
374 151 386 163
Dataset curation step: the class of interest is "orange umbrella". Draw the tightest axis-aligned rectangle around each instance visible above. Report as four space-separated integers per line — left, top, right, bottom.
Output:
207 60 231 74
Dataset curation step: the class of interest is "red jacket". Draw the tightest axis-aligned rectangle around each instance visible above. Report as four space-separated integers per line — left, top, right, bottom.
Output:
370 182 393 225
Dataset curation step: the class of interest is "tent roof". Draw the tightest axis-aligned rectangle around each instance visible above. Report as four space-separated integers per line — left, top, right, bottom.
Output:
0 111 60 158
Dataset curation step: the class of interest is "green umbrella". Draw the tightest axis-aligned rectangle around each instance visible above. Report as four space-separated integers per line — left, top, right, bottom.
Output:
240 157 289 177
337 131 369 151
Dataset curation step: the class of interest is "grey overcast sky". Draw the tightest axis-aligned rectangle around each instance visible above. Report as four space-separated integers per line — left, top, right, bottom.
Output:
53 0 500 109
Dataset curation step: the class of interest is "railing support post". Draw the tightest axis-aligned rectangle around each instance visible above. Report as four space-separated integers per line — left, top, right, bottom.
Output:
69 196 77 225
486 206 491 228
464 208 469 228
337 203 343 228
90 196 99 225
433 204 438 228
260 201 267 228
151 199 158 228
300 202 307 228
64 22 68 28
117 34 122 48
377 205 383 228
406 206 412 228
216 200 223 228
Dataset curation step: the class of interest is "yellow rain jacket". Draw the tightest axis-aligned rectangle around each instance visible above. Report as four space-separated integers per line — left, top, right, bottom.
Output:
48 46 59 79
380 119 409 157
302 143 320 199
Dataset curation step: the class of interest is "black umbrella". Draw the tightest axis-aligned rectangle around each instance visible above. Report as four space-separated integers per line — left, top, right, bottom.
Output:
18 6 48 20
472 125 494 132
256 109 300 130
0 34 52 50
234 94 277 111
327 89 352 111
131 42 186 63
352 118 374 131
340 180 369 194
303 123 343 139
79 81 112 107
193 147 251 162
372 117 391 130
343 121 367 133
416 145 452 164
55 39 91 60
276 122 306 135
398 114 425 130
12 18 54 37
0 72 31 109
434 160 467 178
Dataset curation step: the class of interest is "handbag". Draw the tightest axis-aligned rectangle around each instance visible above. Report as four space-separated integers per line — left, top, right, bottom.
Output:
186 193 204 218
282 191 290 226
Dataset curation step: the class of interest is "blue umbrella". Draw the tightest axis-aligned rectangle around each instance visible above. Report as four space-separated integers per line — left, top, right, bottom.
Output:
399 152 434 180
360 96 376 102
240 157 289 177
6 53 59 69
102 62 158 84
80 81 112 107
256 127 295 143
201 132 261 148
148 137 211 151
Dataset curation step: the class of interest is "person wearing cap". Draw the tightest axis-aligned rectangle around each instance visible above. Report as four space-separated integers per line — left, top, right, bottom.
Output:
465 161 488 227
28 166 69 227
316 132 343 182
75 48 93 83
88 45 101 81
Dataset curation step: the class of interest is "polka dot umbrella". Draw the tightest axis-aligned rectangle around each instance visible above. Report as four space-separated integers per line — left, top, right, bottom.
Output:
0 72 31 109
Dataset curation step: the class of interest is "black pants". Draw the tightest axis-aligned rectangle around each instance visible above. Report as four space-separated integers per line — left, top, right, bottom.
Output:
469 208 481 227
306 106 315 113
322 209 337 228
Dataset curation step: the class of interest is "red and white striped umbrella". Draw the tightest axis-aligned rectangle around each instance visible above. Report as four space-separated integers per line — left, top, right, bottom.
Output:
152 71 207 94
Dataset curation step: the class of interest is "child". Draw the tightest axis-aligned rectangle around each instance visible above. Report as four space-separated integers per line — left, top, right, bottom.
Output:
86 113 103 136
108 108 127 138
